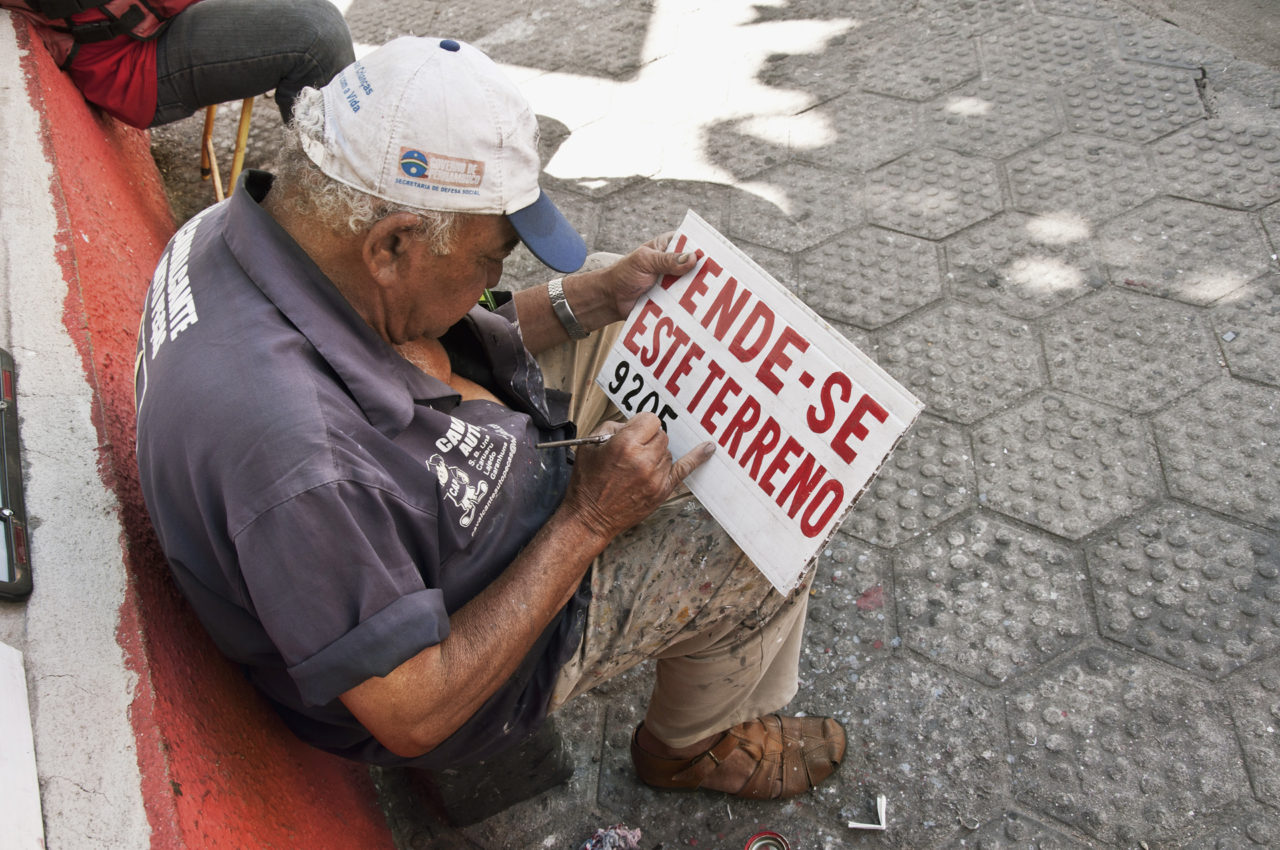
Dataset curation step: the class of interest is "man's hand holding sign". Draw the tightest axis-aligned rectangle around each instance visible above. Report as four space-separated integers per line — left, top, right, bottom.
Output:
598 211 923 592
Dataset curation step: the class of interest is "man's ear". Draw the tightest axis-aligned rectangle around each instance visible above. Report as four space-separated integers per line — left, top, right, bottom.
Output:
363 212 425 288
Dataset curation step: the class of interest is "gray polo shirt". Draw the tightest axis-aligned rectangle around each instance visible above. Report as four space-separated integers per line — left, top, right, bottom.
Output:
134 171 585 767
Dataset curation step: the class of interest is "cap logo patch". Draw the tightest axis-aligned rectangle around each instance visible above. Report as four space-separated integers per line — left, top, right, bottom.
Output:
396 148 485 197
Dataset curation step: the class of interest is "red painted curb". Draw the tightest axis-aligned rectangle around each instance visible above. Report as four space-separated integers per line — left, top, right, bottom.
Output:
11 16 394 849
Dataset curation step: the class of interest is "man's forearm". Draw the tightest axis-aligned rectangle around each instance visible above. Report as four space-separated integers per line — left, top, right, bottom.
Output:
339 508 611 758
513 270 620 354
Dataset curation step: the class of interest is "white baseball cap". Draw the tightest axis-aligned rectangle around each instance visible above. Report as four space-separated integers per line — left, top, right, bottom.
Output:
302 36 587 273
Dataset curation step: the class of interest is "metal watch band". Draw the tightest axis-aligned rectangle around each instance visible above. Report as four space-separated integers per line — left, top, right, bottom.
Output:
547 277 588 340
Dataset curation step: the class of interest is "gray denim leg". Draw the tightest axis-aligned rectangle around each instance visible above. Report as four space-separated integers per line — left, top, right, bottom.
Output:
151 0 354 126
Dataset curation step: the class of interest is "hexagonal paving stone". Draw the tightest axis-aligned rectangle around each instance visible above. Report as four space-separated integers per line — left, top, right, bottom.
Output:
983 17 1114 88
1214 274 1280 389
1154 121 1280 211
842 415 975 547
866 148 1003 240
343 0 458 46
595 181 729 254
924 79 1062 160
896 513 1088 685
839 657 1010 850
954 809 1095 849
1007 134 1158 225
1043 288 1220 414
798 225 942 329
1034 0 1120 17
702 117 791 182
800 532 894 686
1169 804 1280 850
1090 504 1280 680
876 301 1042 424
974 392 1161 540
917 0 1034 35
1154 379 1280 530
1115 18 1229 70
756 40 858 105
1098 198 1271 305
1263 200 1280 250
728 162 863 252
946 210 1105 319
1008 648 1249 846
1063 65 1205 143
1228 657 1280 812
794 91 921 174
470 2 652 79
861 27 980 101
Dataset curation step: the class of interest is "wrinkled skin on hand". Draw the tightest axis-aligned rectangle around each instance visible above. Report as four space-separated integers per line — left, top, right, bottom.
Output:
561 412 714 541
604 232 691 323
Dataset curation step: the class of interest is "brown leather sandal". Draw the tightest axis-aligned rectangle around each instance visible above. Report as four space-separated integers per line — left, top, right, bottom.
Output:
630 714 846 799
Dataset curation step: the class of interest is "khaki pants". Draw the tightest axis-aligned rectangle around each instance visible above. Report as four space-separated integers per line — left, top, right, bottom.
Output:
536 263 813 747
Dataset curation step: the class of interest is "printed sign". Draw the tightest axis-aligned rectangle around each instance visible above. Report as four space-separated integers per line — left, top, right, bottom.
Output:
597 211 923 592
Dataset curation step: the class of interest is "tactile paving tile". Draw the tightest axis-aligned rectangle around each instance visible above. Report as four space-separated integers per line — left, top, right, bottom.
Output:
344 0 451 45
471 3 651 79
1228 657 1280 811
800 532 893 683
841 415 975 547
1089 504 1280 679
702 117 791 182
1009 648 1248 846
1063 66 1204 143
839 658 1009 850
756 43 858 105
1172 813 1280 850
946 210 1104 319
865 148 1004 240
736 239 798 294
794 91 921 173
1033 0 1120 17
595 181 728 254
752 0 913 20
1007 134 1157 225
798 225 942 329
1097 197 1270 306
1114 18 1228 70
1154 121 1280 211
861 28 981 101
973 392 1161 539
924 80 1062 160
953 810 1095 849
1042 288 1219 413
727 162 863 251
917 0 1034 35
983 17 1114 88
1213 274 1280 389
896 513 1087 685
877 301 1042 424
1265 202 1280 251
1154 379 1280 531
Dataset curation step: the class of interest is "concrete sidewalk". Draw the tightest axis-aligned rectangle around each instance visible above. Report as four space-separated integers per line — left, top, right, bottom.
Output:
8 0 1280 847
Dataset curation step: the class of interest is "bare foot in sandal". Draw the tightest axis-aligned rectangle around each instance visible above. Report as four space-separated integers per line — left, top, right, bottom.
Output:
631 714 846 799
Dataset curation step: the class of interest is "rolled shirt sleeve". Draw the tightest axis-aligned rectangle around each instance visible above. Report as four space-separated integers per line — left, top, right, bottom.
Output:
234 479 448 707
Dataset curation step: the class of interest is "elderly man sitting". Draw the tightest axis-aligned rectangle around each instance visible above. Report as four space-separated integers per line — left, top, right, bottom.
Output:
134 36 844 800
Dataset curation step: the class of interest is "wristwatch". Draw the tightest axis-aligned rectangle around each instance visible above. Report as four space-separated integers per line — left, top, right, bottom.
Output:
547 277 588 340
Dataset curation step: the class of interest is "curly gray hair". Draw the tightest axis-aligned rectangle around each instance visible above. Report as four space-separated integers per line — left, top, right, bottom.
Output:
271 87 468 254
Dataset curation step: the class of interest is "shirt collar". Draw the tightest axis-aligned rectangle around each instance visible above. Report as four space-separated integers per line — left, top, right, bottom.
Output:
221 171 459 436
